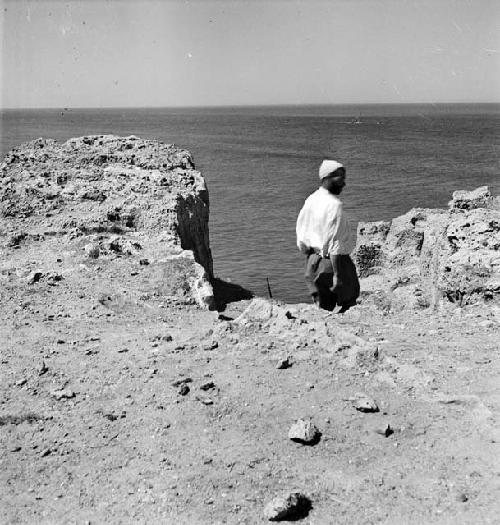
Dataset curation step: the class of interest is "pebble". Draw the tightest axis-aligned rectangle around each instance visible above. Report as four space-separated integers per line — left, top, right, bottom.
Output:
276 356 293 369
26 271 43 285
351 392 379 413
178 384 190 396
288 419 320 445
263 492 311 521
51 388 75 400
374 422 394 437
84 243 100 259
202 340 219 351
172 377 192 388
196 395 214 406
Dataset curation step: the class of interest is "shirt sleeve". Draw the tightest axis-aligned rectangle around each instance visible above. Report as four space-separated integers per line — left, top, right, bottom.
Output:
324 202 343 256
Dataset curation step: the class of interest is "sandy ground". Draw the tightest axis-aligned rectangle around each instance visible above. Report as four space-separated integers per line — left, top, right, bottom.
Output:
1 264 500 524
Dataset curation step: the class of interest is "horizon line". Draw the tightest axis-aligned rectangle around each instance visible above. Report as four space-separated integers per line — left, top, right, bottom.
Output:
2 101 500 111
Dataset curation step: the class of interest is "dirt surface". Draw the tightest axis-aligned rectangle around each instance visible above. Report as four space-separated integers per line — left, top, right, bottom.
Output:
1 139 499 523
2 266 500 524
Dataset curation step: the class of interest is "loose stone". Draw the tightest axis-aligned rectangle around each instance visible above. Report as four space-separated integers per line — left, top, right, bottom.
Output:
374 422 394 437
26 271 43 285
263 492 312 521
276 356 293 369
178 384 190 396
51 388 75 400
196 395 213 405
352 392 379 413
172 377 192 388
288 418 320 445
84 243 100 259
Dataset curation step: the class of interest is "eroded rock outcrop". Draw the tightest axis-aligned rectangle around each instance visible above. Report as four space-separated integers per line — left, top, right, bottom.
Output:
355 187 500 309
0 135 215 308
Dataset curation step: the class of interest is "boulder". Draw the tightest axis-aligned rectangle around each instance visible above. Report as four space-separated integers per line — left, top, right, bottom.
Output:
448 186 492 210
354 187 500 308
0 136 215 308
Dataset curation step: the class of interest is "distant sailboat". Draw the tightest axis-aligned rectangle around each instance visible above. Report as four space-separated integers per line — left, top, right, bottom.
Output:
345 113 362 124
351 113 362 125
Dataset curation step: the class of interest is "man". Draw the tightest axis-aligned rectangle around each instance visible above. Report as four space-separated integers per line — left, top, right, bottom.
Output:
296 159 360 312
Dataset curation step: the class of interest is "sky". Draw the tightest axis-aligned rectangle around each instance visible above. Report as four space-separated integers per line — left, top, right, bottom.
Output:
1 0 499 108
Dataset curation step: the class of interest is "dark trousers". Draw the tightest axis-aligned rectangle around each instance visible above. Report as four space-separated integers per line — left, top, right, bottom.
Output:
304 253 360 311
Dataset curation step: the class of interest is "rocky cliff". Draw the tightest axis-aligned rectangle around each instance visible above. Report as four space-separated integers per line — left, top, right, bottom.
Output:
0 135 215 308
355 186 500 309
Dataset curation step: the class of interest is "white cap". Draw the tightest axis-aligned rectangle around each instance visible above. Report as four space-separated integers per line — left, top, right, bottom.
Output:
319 159 344 180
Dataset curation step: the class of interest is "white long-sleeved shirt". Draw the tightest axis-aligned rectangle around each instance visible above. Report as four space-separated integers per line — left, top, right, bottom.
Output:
296 187 356 257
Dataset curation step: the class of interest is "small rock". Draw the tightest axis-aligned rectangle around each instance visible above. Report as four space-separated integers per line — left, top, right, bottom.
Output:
40 447 52 457
172 377 192 388
374 422 394 437
51 388 75 401
276 356 293 369
288 419 320 445
84 243 100 259
46 273 63 286
11 446 22 452
351 393 379 413
178 384 190 396
196 395 213 406
202 340 219 351
456 492 469 503
263 492 311 521
26 271 43 285
200 381 216 391
139 258 150 266
15 378 28 387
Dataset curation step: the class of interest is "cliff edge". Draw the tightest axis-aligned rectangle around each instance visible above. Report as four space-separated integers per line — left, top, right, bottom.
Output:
355 186 500 310
1 141 499 524
0 135 215 308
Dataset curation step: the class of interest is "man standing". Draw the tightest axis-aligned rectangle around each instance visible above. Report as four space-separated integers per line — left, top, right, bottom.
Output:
296 160 360 312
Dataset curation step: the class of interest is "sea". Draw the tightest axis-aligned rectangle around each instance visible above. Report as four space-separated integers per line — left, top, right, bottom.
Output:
1 104 499 303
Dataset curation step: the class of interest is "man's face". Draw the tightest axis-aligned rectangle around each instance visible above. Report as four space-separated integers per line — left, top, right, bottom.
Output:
323 169 346 195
